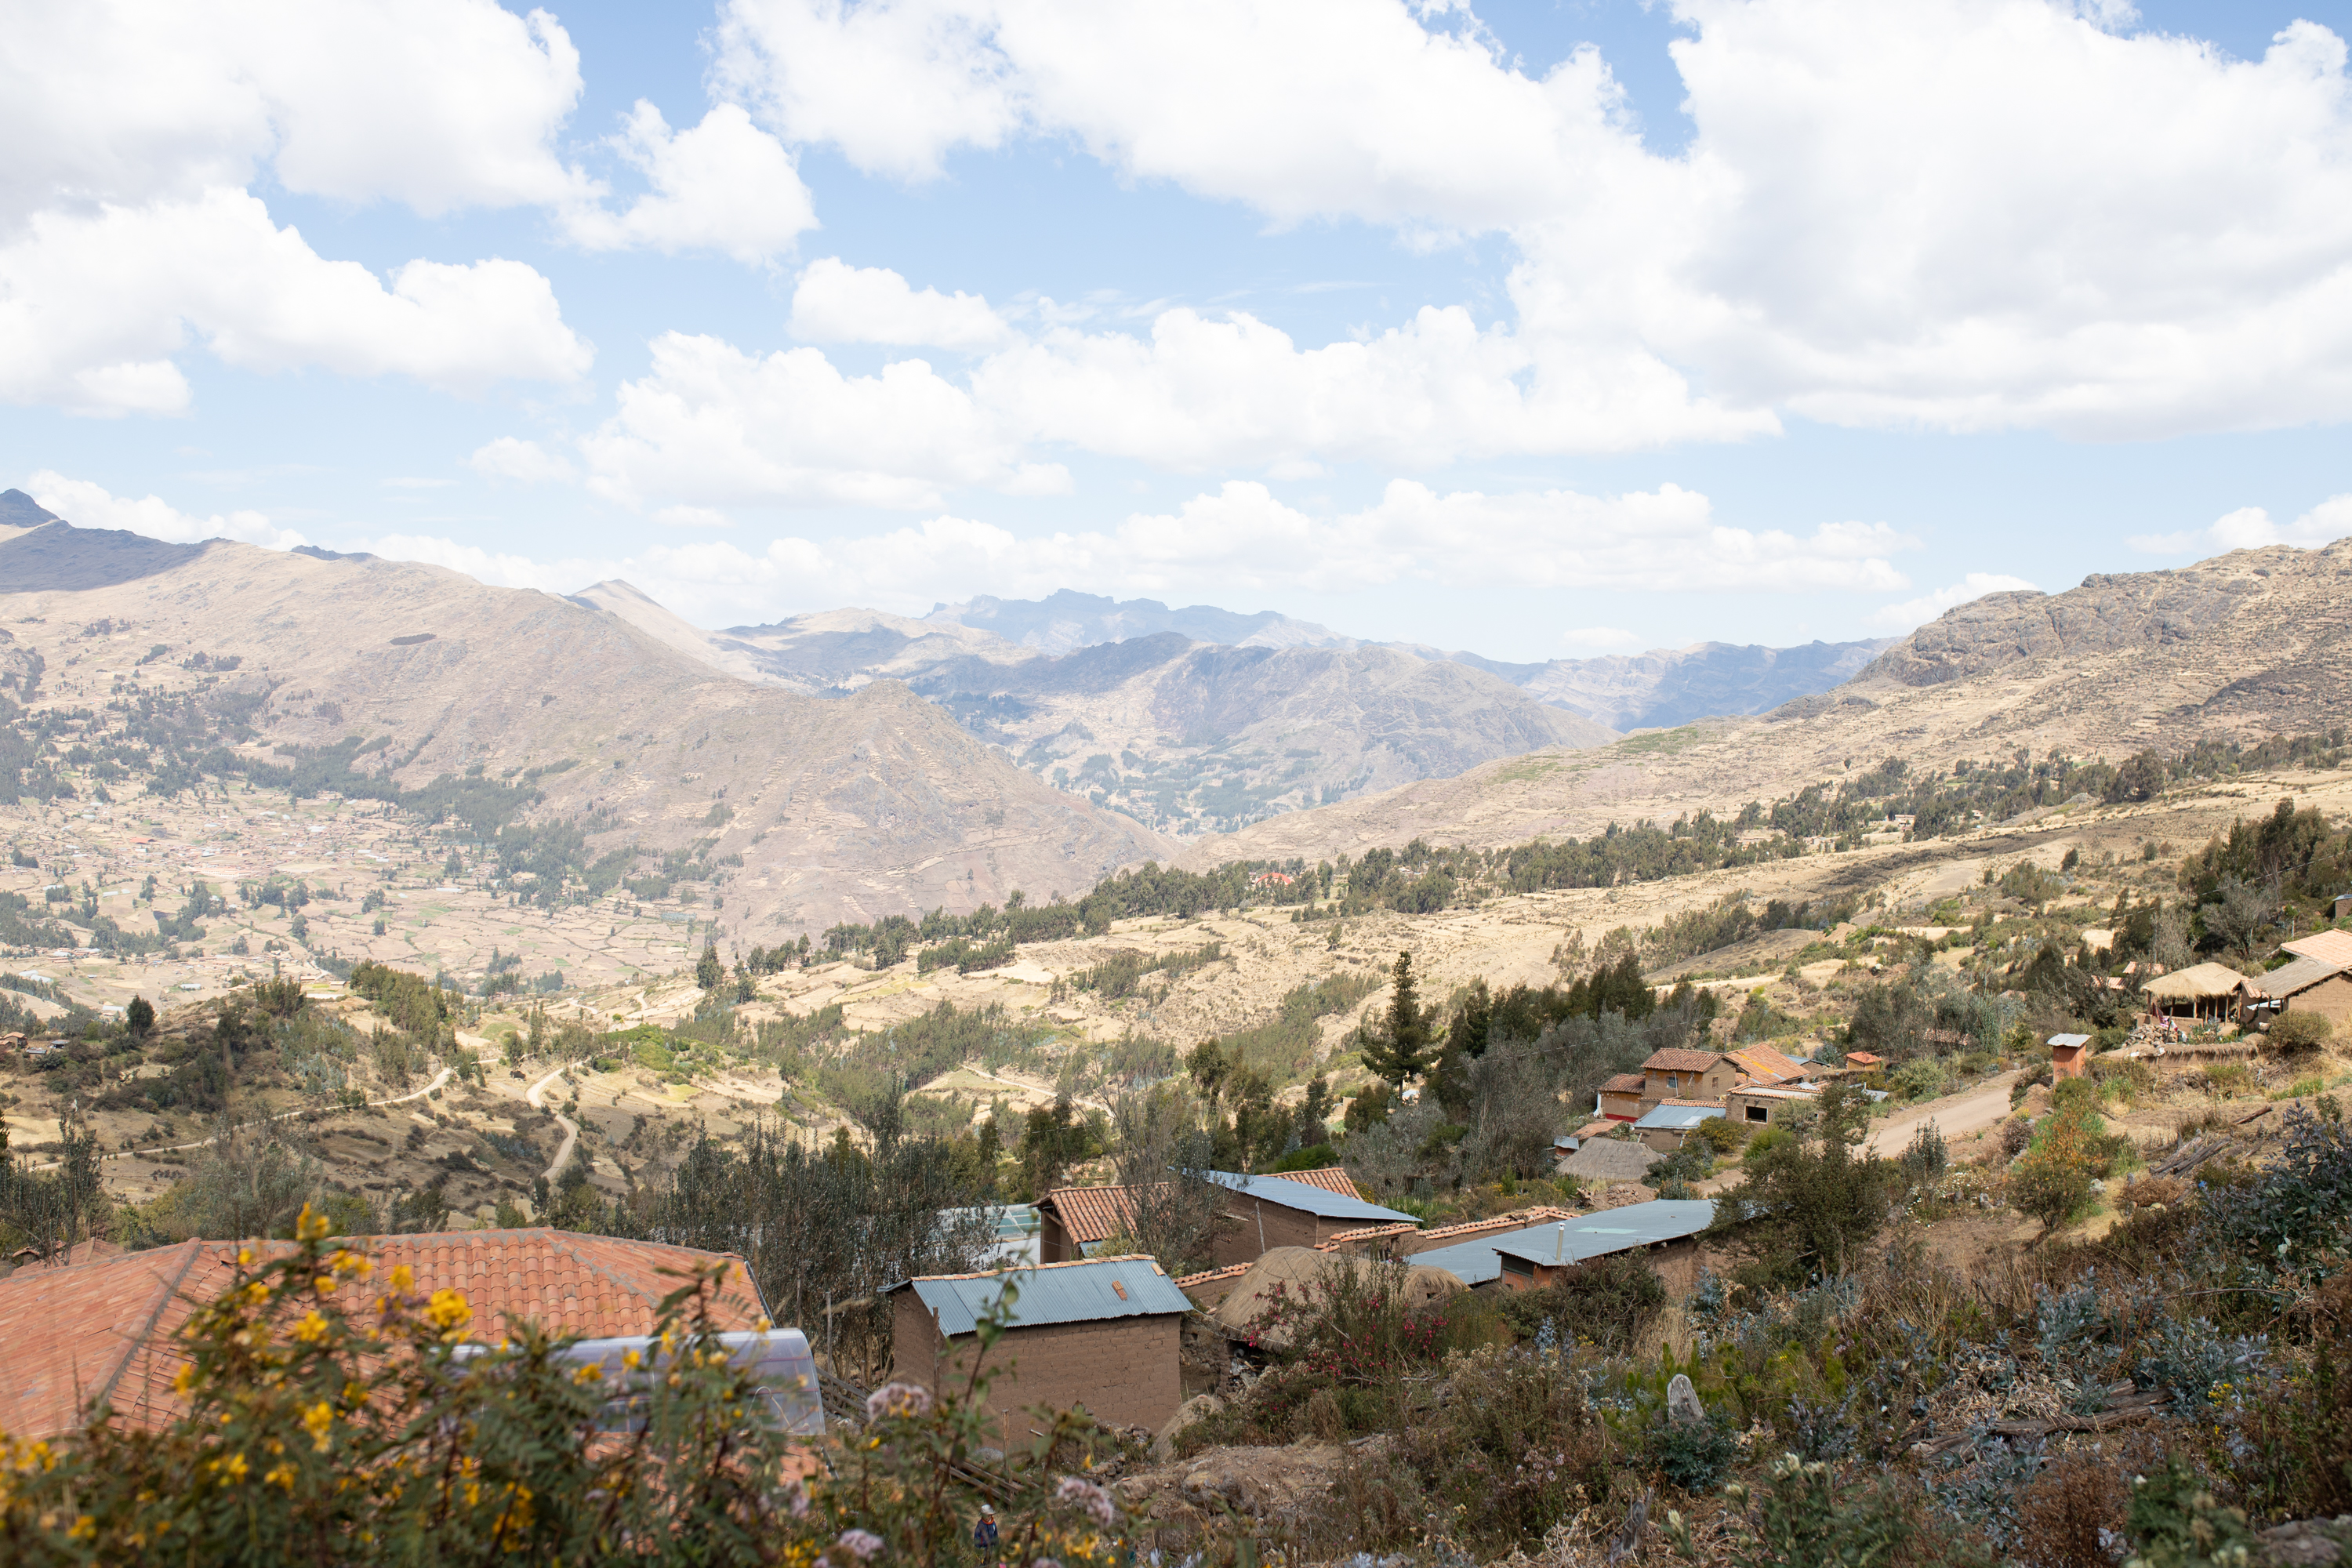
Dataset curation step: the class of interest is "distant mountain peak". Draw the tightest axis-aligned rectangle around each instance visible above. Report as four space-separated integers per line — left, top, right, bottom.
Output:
925 588 1342 655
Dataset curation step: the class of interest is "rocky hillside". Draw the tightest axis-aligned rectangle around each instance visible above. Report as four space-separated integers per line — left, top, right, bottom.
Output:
1193 539 2352 865
0 495 1174 933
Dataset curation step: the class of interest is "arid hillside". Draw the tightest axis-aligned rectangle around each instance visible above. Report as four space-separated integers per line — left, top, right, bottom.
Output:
1194 539 2352 866
0 498 1175 935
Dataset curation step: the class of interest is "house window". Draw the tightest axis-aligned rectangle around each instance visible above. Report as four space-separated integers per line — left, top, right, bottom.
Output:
1745 1105 1768 1123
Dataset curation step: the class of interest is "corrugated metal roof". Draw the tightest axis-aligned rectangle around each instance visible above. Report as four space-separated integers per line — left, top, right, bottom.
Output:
892 1256 1192 1337
2047 1033 2092 1047
1490 1200 1718 1268
1634 1103 1726 1131
1207 1171 1416 1224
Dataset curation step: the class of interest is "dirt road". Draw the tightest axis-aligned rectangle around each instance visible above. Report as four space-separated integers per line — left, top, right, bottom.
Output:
527 1064 579 1181
1866 1070 2023 1157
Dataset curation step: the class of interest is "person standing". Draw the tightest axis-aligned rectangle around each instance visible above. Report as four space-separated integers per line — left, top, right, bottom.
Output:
972 1502 1000 1562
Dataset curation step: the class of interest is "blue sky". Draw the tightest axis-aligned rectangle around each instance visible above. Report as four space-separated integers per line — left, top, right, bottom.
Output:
5 0 2351 662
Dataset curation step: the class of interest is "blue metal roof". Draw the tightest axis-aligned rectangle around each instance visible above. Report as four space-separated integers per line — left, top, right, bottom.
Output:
1409 1225 1559 1287
1634 1104 1726 1131
1489 1201 1718 1269
1207 1171 1417 1224
891 1258 1193 1338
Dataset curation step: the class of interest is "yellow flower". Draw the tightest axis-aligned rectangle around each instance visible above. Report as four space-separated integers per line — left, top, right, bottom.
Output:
390 1264 415 1294
621 1349 641 1371
303 1402 335 1452
266 1462 298 1490
216 1453 250 1483
293 1311 331 1345
296 1203 332 1241
424 1289 472 1334
238 1248 254 1266
68 1515 96 1541
315 1276 339 1298
243 1280 270 1305
172 1365 198 1396
572 1365 604 1385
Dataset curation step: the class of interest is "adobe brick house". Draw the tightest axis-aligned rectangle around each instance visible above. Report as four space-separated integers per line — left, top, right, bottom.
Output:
1640 1049 1743 1107
1725 1083 1821 1127
1040 1167 1411 1270
887 1256 1190 1441
1488 1200 1719 1294
2257 955 2352 1032
1204 1170 1417 1269
1597 1073 1646 1121
0 1229 771 1440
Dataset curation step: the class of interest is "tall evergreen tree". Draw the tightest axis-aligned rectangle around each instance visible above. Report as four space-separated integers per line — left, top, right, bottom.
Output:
1359 949 1434 1087
695 941 724 991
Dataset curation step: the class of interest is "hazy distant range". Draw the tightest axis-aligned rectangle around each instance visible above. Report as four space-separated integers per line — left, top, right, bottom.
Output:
922 588 1893 733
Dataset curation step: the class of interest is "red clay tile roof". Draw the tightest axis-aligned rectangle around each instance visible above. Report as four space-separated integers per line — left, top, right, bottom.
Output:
1174 1261 1253 1291
1599 1073 1646 1094
0 1229 766 1440
2282 930 2352 969
1726 1045 1804 1083
1044 1167 1365 1246
1401 1207 1576 1251
1317 1222 1418 1250
1844 1051 1884 1067
1269 1167 1366 1201
1642 1049 1729 1073
1039 1185 1146 1246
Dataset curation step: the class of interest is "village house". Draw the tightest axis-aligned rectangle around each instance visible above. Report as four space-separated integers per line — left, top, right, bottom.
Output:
886 1255 1190 1442
2256 954 2352 1032
1639 1048 1744 1106
1724 1082 1822 1127
1486 1201 1719 1294
1632 1101 1725 1153
2048 1033 2092 1080
1038 1167 1413 1269
0 1229 774 1441
1597 1073 1647 1121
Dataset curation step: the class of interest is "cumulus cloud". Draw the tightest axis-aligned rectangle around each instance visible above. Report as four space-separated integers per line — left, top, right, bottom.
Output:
790 258 1012 349
363 477 1914 627
1867 572 2039 631
2127 495 2352 556
27 470 310 551
579 331 1069 509
0 0 816 416
710 0 2352 445
561 102 815 263
0 191 593 413
467 437 577 485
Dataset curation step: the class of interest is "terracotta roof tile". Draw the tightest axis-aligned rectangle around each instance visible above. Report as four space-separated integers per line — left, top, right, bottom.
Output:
1399 1207 1577 1254
0 1229 767 1440
1642 1049 1729 1073
2282 930 2352 968
1599 1073 1646 1094
1039 1185 1145 1246
1270 1167 1367 1201
1727 1045 1804 1083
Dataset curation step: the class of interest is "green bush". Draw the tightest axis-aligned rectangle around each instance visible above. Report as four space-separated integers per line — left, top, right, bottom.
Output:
2270 1008 2336 1054
0 1210 1134 1566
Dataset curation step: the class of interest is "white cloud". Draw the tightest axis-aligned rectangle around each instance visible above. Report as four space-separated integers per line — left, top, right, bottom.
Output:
1559 627 1642 651
655 505 738 529
468 437 577 485
2128 495 2352 555
1867 572 2039 631
27 470 309 551
790 258 1011 349
712 0 2352 445
0 190 593 413
362 478 1914 628
561 103 815 263
580 332 1069 509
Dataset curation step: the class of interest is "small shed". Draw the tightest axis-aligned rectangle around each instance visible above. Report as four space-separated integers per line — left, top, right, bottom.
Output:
2047 1033 2092 1080
886 1257 1191 1442
1632 1101 1725 1154
1488 1200 1719 1294
1724 1083 1820 1127
2144 961 2257 1022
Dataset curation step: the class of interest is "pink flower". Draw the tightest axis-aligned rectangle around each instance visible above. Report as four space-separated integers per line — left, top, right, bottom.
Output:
864 1382 931 1421
1054 1475 1116 1530
836 1528 885 1560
